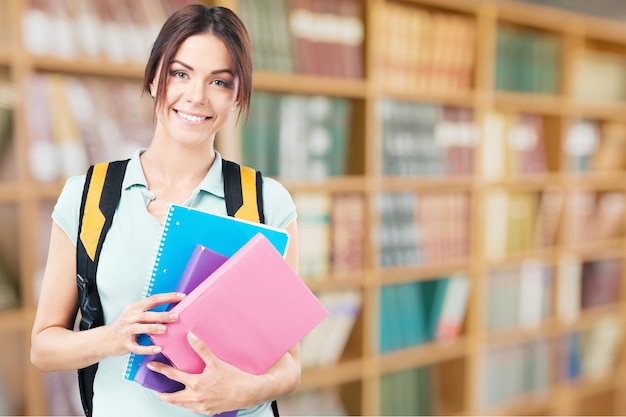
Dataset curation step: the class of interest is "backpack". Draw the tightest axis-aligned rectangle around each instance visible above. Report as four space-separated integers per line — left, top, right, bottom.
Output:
76 158 279 417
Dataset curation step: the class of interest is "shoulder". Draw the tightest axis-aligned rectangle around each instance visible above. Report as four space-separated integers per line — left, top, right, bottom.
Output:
260 175 297 229
52 175 88 245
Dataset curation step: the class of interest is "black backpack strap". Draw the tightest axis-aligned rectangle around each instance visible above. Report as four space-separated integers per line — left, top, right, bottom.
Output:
222 159 265 224
76 159 129 417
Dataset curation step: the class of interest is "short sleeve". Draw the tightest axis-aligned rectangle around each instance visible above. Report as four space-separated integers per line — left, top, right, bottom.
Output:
261 176 297 229
52 175 87 246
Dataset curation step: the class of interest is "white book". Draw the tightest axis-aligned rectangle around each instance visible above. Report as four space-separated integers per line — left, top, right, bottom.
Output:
435 274 470 342
557 253 582 323
316 290 362 366
518 259 545 329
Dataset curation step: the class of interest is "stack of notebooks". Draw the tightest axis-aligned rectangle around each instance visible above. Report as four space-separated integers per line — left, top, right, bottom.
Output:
124 204 328 415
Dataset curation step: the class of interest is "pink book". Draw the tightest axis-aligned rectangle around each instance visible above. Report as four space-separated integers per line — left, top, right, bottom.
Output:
134 244 229 393
150 233 328 376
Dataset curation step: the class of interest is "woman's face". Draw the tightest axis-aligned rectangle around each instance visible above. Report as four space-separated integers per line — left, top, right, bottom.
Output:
151 33 239 147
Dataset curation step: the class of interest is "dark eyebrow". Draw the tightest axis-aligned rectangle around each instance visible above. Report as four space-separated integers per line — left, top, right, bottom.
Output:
171 60 234 76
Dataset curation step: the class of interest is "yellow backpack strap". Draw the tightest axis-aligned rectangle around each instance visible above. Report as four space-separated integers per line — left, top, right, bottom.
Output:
76 159 129 417
222 159 264 224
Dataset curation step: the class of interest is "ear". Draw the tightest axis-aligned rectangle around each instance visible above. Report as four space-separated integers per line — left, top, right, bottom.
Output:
149 79 157 98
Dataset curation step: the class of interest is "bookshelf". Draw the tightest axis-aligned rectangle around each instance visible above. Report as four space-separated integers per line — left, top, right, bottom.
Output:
0 0 625 415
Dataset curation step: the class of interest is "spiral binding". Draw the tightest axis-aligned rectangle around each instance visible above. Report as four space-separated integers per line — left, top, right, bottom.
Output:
141 208 173 299
124 206 175 380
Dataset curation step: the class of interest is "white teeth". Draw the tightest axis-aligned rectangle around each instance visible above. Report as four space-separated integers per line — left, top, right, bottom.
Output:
177 111 206 122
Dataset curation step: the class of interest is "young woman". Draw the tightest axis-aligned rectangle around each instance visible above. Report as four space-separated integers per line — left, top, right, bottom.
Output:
31 5 300 417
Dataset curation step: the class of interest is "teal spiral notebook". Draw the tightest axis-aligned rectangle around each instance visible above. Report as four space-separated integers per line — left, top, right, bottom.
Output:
123 204 290 382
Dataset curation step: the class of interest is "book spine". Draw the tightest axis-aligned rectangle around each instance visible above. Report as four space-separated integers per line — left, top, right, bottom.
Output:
142 206 177 302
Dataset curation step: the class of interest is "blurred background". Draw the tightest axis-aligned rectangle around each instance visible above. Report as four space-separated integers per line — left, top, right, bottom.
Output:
1 0 626 415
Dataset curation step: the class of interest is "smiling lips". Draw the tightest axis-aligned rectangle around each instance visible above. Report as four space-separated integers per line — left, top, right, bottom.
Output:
175 109 210 123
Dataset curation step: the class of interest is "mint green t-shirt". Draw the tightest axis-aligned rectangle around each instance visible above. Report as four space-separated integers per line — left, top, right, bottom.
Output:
52 150 297 417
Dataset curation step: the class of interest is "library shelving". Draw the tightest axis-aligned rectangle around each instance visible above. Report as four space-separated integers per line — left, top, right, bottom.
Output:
1 0 626 415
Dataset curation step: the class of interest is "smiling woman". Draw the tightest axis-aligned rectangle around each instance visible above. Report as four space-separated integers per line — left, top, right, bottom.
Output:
30 4 300 417
147 34 239 152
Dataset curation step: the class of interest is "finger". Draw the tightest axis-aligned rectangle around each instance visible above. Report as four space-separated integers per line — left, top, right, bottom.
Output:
139 310 180 324
139 292 186 311
131 342 164 356
187 332 217 364
147 360 189 386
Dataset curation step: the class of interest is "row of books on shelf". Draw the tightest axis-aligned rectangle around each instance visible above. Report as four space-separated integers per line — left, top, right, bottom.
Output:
564 119 626 173
478 339 550 409
239 0 364 78
294 192 364 281
279 388 348 416
242 91 351 180
482 111 547 180
380 366 435 416
21 0 195 63
484 188 625 259
0 72 14 181
380 100 476 177
0 260 18 312
379 274 470 353
373 2 475 93
377 192 470 267
300 289 361 369
478 318 623 410
0 202 20 312
23 73 152 182
495 24 560 94
561 317 624 381
11 73 626 185
573 49 626 102
486 260 552 331
485 257 622 331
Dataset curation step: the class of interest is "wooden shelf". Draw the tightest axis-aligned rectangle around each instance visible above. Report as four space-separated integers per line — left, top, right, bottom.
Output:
380 176 474 192
30 55 144 79
253 71 368 99
379 338 468 373
377 261 471 284
298 358 364 392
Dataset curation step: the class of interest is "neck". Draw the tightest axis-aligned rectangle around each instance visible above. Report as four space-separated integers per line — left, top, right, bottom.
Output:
140 142 216 190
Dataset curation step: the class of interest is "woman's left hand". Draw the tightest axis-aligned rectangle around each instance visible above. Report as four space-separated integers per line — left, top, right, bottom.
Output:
148 332 257 415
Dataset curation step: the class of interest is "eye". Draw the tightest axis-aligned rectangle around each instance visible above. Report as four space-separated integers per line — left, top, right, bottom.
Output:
212 79 232 88
169 70 188 79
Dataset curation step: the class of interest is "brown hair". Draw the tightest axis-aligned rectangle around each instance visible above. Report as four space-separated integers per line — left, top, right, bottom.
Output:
143 5 253 122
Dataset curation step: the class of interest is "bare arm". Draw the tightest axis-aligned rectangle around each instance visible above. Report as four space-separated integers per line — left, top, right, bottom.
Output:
31 222 185 372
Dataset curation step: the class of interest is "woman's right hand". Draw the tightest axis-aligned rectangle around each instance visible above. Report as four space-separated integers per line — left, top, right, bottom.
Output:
105 292 186 357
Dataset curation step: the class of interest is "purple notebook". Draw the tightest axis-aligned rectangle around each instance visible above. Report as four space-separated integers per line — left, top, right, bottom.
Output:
134 244 228 393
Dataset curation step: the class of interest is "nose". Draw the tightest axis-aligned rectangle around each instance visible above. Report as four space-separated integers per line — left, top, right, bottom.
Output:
186 79 207 105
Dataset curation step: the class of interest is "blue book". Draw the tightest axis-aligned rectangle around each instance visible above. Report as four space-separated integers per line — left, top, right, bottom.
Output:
420 278 449 341
124 204 290 382
399 282 426 348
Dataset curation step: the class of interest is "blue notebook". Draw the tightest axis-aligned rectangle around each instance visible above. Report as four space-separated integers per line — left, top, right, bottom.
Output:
124 204 290 382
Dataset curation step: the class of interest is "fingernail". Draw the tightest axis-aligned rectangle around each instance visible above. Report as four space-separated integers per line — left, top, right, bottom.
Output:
157 324 166 332
168 313 178 320
188 332 198 342
176 292 186 298
147 362 156 370
152 346 162 353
